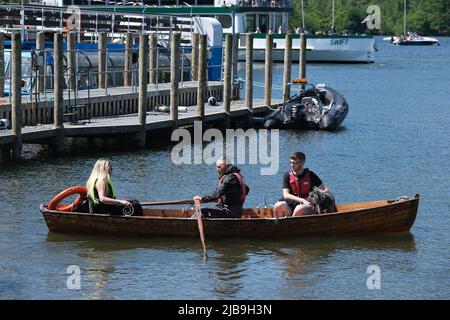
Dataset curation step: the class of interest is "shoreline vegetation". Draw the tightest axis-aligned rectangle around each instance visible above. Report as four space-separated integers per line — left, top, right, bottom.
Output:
291 0 449 37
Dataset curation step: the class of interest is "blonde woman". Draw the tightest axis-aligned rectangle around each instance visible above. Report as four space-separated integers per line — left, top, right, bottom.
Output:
86 159 133 215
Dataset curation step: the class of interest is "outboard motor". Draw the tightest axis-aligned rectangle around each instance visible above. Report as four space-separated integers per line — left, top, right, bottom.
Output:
302 96 322 127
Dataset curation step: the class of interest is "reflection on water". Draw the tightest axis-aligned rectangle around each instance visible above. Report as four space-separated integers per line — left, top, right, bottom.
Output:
45 232 416 299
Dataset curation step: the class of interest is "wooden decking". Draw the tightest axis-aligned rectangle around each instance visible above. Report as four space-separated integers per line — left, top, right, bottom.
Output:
0 81 227 126
0 97 276 148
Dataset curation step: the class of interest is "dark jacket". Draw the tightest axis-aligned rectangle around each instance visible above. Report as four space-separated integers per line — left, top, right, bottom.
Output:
202 165 250 206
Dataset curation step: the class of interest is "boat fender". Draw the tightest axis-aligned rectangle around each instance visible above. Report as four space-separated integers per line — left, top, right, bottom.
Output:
0 119 11 130
208 96 218 106
48 186 88 212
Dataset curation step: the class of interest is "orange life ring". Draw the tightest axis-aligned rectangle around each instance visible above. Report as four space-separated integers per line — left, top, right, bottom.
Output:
48 186 88 212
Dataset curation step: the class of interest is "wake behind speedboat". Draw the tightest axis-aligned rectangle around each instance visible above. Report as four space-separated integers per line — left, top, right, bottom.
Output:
252 84 349 131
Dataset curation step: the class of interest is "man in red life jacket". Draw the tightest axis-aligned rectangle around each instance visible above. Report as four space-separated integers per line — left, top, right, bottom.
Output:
274 152 331 217
193 157 249 218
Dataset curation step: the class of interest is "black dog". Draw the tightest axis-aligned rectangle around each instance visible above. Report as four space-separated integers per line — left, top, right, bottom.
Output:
307 190 337 214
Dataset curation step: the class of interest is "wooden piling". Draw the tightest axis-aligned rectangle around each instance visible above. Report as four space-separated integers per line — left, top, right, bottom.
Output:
223 34 232 114
53 33 64 155
98 32 107 89
231 33 239 100
67 31 76 91
245 33 253 111
149 32 157 84
11 33 22 160
170 32 181 122
264 33 273 107
138 35 148 124
191 33 199 81
196 34 207 118
124 32 132 87
283 32 292 102
299 33 307 89
36 32 45 94
0 33 4 98
137 34 148 147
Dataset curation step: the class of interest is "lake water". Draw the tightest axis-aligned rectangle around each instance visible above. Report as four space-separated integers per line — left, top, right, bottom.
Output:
1 36 449 300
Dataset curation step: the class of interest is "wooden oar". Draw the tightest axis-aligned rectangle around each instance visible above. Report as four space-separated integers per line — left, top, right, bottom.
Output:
194 199 207 260
140 199 194 206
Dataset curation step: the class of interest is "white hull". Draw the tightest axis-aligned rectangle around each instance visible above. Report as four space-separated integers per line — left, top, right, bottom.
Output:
384 35 440 46
238 48 374 63
238 36 376 63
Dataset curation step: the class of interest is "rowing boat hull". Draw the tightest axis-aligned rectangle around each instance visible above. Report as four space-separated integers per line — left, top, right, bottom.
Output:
40 195 419 238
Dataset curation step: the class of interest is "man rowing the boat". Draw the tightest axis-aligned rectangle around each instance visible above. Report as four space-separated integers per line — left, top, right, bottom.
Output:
274 152 331 217
193 157 249 218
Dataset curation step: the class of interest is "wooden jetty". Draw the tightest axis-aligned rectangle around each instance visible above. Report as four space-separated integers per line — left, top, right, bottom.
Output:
0 11 307 162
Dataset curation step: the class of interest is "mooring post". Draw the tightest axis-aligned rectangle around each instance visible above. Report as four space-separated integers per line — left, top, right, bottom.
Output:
223 34 232 114
67 31 76 91
11 33 22 160
299 33 307 89
283 32 293 102
231 33 240 100
149 32 157 85
124 32 132 87
170 32 181 122
36 31 45 94
264 33 273 107
137 34 148 147
191 32 199 81
0 33 4 98
98 32 107 89
196 34 207 118
53 32 64 155
245 33 253 111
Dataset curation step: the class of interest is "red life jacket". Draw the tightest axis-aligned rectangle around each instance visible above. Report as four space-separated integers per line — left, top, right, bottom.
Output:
289 170 312 197
217 172 247 204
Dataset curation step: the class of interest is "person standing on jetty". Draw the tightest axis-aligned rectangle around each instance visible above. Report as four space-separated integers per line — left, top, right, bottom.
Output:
193 157 249 218
274 152 331 217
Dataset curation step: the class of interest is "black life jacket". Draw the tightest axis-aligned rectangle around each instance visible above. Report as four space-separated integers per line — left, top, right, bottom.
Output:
217 172 247 204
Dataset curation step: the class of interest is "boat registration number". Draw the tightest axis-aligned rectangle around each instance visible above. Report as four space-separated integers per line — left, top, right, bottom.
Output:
330 39 349 46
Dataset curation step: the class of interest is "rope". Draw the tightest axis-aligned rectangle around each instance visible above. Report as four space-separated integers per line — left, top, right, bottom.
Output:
238 78 285 91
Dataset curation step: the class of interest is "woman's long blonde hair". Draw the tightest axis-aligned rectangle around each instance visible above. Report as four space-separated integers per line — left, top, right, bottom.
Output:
86 159 112 193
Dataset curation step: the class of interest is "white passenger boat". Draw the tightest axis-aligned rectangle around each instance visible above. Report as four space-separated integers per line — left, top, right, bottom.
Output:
218 0 376 63
18 0 376 63
237 33 376 63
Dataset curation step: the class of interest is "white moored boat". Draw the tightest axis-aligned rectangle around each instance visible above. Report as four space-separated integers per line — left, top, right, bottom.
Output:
219 0 376 63
238 33 375 63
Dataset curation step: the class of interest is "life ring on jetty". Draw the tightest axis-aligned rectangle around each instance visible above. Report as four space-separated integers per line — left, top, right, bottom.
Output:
48 186 87 212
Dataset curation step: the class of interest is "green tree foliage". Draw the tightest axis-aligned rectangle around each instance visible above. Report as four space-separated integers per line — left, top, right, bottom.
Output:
290 0 449 36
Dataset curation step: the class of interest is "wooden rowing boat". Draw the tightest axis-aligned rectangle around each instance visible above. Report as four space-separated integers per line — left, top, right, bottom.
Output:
40 194 419 237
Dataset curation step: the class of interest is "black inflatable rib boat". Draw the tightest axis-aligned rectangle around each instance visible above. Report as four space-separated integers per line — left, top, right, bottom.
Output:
253 85 349 131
